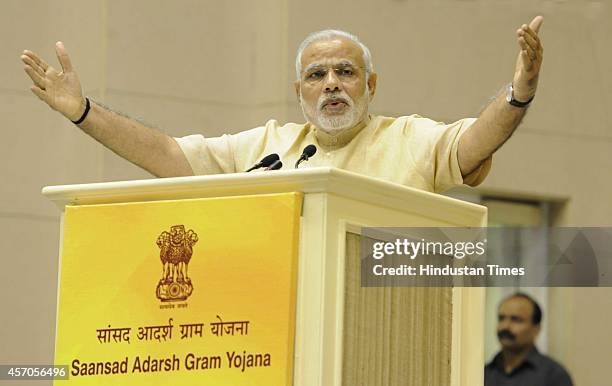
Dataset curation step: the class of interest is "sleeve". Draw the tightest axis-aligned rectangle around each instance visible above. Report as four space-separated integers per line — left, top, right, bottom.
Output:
432 117 492 193
173 134 236 175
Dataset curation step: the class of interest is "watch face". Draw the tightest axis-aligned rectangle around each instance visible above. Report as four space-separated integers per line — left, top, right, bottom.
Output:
506 84 514 102
506 84 531 107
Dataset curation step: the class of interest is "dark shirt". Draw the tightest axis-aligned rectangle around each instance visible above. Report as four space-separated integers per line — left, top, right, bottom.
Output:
485 347 573 386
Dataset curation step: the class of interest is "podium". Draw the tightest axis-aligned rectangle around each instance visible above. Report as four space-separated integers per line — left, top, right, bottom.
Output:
44 167 487 386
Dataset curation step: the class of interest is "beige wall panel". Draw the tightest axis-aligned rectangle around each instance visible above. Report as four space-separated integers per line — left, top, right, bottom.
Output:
481 129 612 225
570 288 612 385
106 0 287 105
548 288 612 386
572 288 612 386
2 0 106 96
547 287 575 374
0 217 59 367
2 0 107 214
100 147 154 182
286 100 306 124
532 1 612 140
0 94 103 217
0 1 48 92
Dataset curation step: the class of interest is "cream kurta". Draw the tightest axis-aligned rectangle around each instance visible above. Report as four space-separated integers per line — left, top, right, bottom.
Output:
175 114 491 193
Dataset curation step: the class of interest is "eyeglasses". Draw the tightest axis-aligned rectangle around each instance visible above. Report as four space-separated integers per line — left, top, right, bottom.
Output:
302 64 364 83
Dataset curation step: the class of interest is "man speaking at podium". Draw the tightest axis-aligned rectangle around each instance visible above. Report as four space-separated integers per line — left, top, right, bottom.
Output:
21 17 543 194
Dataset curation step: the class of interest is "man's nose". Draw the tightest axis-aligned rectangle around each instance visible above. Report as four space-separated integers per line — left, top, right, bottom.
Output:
498 319 510 330
323 70 341 92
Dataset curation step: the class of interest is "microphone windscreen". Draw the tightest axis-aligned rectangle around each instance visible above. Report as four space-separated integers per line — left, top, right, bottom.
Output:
269 160 283 170
303 144 317 157
260 153 280 167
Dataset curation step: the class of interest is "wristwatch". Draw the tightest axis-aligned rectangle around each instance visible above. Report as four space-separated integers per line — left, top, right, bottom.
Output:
506 83 534 108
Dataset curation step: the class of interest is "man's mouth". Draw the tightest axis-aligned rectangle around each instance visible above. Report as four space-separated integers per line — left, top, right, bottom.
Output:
321 98 349 110
497 330 516 341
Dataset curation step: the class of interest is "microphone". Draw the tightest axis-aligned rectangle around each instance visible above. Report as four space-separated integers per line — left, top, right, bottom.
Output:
245 153 280 172
265 160 283 171
295 144 317 169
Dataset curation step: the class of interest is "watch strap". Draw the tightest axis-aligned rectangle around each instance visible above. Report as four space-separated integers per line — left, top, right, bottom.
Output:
506 84 534 108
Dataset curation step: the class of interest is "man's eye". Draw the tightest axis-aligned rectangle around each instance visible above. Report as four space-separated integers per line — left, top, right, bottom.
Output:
338 68 354 76
308 71 325 79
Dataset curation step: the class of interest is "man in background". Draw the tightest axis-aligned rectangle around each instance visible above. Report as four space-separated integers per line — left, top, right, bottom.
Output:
486 293 573 386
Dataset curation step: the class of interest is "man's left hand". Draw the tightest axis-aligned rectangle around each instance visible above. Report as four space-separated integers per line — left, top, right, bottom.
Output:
512 16 544 102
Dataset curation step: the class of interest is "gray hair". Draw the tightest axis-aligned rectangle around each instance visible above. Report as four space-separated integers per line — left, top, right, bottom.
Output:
295 29 374 81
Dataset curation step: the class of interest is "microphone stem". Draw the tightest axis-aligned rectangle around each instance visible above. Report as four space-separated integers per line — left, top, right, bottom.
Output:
245 164 260 172
295 156 306 169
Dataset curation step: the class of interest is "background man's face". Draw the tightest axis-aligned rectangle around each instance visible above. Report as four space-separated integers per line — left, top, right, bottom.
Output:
497 296 540 351
296 38 374 133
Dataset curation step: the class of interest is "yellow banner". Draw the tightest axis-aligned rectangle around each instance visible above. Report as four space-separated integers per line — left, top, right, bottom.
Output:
55 193 303 385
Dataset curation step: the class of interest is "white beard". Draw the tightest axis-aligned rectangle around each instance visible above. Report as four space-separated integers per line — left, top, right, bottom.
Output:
300 85 369 135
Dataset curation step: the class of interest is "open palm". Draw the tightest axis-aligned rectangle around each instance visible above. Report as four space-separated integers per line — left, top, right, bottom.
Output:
21 42 85 121
512 16 544 102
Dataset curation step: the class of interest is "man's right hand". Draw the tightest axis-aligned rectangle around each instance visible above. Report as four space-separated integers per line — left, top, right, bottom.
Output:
20 41 193 177
21 41 86 122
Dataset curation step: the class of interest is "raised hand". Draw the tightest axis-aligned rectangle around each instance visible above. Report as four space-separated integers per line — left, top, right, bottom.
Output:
512 16 544 102
21 42 86 121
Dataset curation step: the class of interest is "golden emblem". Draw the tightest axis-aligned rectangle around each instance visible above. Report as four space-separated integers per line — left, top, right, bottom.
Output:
155 225 198 302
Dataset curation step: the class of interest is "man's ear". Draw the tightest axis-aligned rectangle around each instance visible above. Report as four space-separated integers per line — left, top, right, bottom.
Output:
367 72 378 100
533 324 541 339
294 80 301 102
